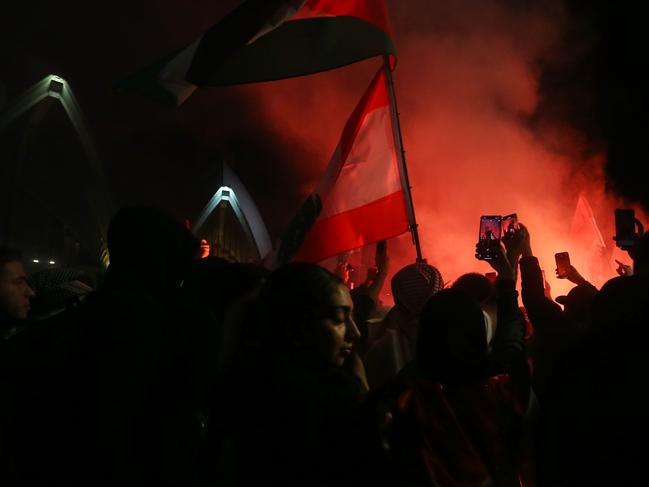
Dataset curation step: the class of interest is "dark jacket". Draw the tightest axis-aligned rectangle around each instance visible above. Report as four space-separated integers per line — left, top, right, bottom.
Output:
519 256 595 398
219 353 370 487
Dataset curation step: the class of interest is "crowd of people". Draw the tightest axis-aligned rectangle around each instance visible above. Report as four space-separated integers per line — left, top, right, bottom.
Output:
1 205 648 486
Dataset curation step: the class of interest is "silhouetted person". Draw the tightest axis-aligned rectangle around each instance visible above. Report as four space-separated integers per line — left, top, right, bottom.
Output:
505 223 597 399
452 272 497 344
537 275 649 486
218 263 370 487
364 263 444 389
70 206 200 486
0 246 34 330
1 246 35 485
381 287 532 487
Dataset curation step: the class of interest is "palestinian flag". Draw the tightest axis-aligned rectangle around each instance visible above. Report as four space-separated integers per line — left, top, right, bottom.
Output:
123 0 395 106
280 67 409 264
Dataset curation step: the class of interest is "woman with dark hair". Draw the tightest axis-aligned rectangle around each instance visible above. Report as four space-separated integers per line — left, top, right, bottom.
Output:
383 280 532 487
254 262 363 369
215 263 371 487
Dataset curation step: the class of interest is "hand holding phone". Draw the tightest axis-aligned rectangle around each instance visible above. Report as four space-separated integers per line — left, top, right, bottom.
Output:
614 209 640 250
555 252 570 279
502 213 519 238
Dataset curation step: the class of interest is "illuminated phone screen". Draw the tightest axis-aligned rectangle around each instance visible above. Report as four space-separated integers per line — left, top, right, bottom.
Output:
478 216 502 260
555 252 570 277
502 213 518 236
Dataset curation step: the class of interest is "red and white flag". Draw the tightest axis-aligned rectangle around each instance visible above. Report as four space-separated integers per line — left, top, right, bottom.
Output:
292 68 410 263
568 192 608 286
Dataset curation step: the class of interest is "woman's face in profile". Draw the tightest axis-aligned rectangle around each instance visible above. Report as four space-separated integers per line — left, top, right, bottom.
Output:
305 284 360 368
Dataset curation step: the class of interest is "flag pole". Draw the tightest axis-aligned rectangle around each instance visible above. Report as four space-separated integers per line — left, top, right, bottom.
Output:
383 56 424 263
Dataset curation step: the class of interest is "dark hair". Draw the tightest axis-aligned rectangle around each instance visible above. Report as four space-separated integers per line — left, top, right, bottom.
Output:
452 273 494 304
0 245 22 273
591 275 649 341
256 263 344 344
350 289 375 344
106 205 199 290
417 289 488 384
107 206 198 265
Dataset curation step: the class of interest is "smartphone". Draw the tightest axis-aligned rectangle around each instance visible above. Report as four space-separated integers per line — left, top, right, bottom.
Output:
477 216 502 261
502 213 518 238
614 209 636 249
555 252 571 278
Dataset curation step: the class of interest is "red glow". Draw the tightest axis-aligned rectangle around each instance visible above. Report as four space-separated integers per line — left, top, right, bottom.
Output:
240 1 646 303
294 0 392 35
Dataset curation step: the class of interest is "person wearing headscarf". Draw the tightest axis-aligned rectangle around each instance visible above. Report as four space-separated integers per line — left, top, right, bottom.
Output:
363 262 444 389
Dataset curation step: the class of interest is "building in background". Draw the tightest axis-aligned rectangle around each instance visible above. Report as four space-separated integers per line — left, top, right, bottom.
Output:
192 162 271 263
0 75 112 272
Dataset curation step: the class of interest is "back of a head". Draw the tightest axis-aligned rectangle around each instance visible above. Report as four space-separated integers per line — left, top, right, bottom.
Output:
451 273 494 305
107 205 198 289
391 263 444 318
257 263 343 346
591 275 649 343
556 284 598 323
417 289 488 384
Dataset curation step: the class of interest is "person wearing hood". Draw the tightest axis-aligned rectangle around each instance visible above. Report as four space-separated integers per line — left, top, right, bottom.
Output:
363 262 445 389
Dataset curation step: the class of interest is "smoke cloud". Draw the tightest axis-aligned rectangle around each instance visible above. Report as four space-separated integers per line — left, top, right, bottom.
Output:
241 0 646 299
3 0 646 299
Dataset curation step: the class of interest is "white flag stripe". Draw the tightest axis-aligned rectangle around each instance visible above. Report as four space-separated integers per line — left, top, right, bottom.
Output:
247 1 308 44
319 105 400 219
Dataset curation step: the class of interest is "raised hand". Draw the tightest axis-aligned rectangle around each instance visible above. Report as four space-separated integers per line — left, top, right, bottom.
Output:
487 243 516 281
503 222 532 259
615 259 633 277
556 264 586 285
542 270 553 299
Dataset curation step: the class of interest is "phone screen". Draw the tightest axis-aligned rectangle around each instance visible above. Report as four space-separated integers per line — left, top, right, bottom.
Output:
555 252 571 278
477 216 502 260
502 213 518 237
615 209 636 247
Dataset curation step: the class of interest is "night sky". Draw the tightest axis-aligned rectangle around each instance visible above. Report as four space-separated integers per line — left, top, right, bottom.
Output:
2 1 648 275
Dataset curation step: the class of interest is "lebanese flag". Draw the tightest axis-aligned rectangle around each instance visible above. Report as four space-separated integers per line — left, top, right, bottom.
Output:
291 68 409 263
122 0 395 106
